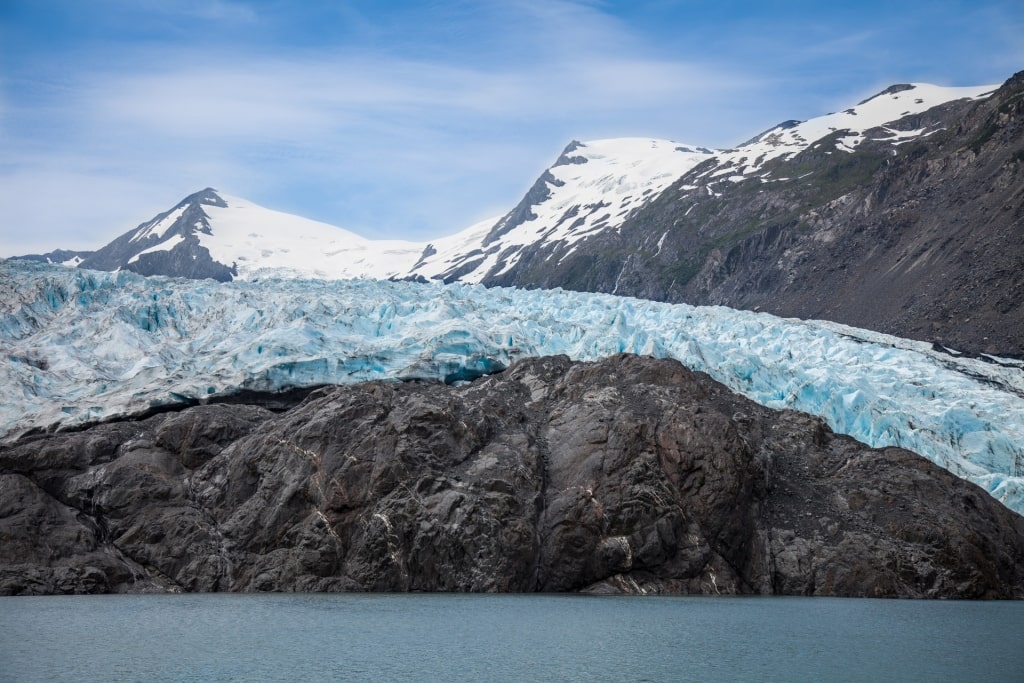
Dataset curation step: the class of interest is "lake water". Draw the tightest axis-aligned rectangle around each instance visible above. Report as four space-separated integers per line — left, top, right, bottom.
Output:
1 594 1022 682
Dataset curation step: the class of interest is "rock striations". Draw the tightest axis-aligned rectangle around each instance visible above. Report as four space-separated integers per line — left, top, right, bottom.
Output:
3 355 1023 597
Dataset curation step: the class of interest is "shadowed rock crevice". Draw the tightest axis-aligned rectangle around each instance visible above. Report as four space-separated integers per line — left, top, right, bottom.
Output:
2 355 1023 597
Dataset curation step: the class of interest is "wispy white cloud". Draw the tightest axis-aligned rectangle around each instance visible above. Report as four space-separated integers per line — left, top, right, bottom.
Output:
81 53 748 139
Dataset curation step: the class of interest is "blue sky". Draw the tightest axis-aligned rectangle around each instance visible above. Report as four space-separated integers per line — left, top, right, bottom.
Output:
1 0 1022 254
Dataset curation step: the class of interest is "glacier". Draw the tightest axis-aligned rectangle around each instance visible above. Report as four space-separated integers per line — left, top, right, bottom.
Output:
2 259 1023 516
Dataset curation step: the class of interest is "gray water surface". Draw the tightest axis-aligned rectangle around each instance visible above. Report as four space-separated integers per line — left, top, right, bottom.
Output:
1 594 1022 682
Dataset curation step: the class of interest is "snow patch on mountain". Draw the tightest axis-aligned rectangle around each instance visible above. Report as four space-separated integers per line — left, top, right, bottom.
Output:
128 233 187 264
129 205 189 244
3 260 1023 516
702 83 997 182
199 194 425 280
408 138 717 283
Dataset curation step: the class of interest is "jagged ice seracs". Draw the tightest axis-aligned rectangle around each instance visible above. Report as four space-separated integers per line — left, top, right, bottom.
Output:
2 260 1023 516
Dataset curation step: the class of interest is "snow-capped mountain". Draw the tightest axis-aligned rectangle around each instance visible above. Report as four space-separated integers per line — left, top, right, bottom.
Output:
415 82 996 284
31 81 997 286
3 259 1023 517
56 138 716 284
408 138 716 283
75 188 428 281
693 82 995 185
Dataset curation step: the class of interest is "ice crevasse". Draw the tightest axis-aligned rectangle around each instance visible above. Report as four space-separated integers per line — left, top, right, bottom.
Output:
2 260 1023 516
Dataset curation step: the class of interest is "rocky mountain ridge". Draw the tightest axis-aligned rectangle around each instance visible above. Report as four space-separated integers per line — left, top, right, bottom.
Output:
4 355 1023 597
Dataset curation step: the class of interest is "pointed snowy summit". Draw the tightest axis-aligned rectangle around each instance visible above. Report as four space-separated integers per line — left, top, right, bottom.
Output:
76 188 432 281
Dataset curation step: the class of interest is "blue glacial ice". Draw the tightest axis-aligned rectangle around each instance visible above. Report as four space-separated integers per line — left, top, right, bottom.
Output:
2 259 1023 516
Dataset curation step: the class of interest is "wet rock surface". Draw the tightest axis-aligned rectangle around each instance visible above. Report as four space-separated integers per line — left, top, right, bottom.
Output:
3 355 1023 597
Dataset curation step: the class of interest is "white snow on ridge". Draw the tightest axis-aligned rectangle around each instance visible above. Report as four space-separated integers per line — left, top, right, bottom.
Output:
202 84 995 283
409 138 716 283
200 194 426 280
537 138 713 246
704 83 997 181
402 215 502 280
3 260 1023 517
129 205 188 243
127 233 187 264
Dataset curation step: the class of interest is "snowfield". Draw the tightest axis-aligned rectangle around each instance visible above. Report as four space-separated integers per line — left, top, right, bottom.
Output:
698 82 998 183
2 260 1022 516
200 193 426 280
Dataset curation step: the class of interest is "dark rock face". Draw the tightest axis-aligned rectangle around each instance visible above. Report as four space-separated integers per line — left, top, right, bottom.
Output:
483 72 1024 357
74 188 236 282
3 355 1023 597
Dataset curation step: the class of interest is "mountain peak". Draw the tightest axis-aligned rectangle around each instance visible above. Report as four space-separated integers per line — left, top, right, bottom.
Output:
165 187 227 211
553 140 588 167
410 136 717 283
192 187 227 208
60 189 432 282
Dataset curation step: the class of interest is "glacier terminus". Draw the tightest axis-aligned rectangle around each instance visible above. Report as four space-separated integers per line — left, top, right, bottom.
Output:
2 259 1022 517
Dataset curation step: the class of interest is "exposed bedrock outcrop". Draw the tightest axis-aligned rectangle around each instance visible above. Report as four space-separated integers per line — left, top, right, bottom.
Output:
2 355 1023 597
